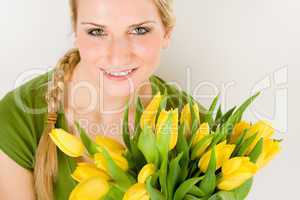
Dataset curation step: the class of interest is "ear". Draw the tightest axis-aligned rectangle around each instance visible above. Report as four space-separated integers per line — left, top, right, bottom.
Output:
162 27 174 49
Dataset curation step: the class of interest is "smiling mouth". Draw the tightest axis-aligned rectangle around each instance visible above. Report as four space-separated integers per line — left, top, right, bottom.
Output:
99 67 138 79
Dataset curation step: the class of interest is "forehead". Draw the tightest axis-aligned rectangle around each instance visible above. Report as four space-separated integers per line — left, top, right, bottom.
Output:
76 0 161 23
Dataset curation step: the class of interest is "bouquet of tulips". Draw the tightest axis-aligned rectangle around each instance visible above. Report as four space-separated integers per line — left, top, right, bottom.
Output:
49 81 281 200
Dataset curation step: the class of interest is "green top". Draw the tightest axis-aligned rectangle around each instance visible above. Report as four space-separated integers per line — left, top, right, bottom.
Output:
0 69 207 200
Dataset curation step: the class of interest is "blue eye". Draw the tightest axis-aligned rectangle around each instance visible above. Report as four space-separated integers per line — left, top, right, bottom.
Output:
132 27 151 35
87 28 105 37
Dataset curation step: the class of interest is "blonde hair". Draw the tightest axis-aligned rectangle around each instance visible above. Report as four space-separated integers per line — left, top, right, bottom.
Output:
33 0 176 199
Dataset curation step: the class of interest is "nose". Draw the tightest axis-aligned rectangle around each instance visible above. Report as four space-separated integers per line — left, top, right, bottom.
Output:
108 36 132 67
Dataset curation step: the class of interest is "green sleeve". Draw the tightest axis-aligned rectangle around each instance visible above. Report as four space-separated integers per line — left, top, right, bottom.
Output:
0 71 50 170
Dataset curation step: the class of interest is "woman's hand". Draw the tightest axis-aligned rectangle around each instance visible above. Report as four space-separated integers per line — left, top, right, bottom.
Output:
0 151 36 200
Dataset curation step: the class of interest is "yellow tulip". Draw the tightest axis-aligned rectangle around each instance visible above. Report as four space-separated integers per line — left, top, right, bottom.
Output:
156 108 178 150
71 162 111 182
191 122 210 147
180 102 200 136
140 92 162 130
95 135 125 154
138 163 156 183
256 138 281 169
244 120 275 155
217 157 258 191
49 128 84 157
69 176 110 200
198 141 235 172
94 151 129 172
122 183 150 200
230 121 251 144
191 135 213 160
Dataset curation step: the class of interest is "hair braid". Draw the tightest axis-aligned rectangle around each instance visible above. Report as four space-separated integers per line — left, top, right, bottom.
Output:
33 48 80 200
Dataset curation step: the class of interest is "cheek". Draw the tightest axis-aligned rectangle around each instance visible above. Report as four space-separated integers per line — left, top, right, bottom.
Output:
76 34 103 64
131 35 163 66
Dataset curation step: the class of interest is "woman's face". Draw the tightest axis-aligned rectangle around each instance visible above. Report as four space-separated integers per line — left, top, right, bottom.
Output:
74 0 173 97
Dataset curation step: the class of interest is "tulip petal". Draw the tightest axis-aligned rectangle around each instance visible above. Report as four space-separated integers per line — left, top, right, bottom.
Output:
69 176 109 200
140 92 162 130
256 139 281 169
95 135 125 154
217 157 257 191
94 151 129 172
138 163 156 183
179 102 200 137
230 121 251 144
245 120 275 154
192 122 209 147
199 141 235 172
71 162 110 182
49 128 84 157
122 183 149 200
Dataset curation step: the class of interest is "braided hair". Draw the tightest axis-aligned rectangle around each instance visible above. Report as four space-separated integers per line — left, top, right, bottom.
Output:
33 48 80 200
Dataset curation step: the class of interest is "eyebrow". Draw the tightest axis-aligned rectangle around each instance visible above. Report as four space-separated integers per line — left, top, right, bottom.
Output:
81 20 157 28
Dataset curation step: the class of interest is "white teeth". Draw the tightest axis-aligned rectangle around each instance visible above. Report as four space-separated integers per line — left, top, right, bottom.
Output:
105 69 134 77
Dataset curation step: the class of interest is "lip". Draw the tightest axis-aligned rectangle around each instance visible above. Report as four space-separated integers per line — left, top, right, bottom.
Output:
98 67 138 81
99 67 137 73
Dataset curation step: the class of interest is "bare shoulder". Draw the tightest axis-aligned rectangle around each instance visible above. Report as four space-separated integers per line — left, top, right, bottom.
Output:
0 151 36 200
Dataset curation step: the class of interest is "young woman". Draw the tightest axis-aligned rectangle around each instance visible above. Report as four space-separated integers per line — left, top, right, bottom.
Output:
0 0 205 199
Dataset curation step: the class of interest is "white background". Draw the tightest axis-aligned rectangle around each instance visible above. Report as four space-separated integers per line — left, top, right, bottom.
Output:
0 0 299 199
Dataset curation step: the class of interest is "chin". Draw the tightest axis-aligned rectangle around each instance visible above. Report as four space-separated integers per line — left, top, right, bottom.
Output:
102 79 136 97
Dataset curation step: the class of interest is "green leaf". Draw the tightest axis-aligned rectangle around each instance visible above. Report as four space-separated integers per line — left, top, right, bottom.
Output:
161 82 178 109
199 147 217 195
188 184 206 197
103 183 124 200
122 102 131 152
191 135 213 160
74 121 99 155
237 132 258 156
131 97 144 148
145 176 166 200
167 153 183 199
184 194 209 200
176 123 190 168
176 125 189 181
99 147 135 190
215 105 223 122
204 94 219 128
174 177 203 200
188 96 200 138
231 129 248 157
137 124 160 166
149 75 165 97
128 130 146 171
218 106 236 128
159 155 169 198
210 127 224 147
221 92 260 138
213 105 223 129
208 191 236 200
232 178 253 200
134 97 144 133
249 138 263 163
